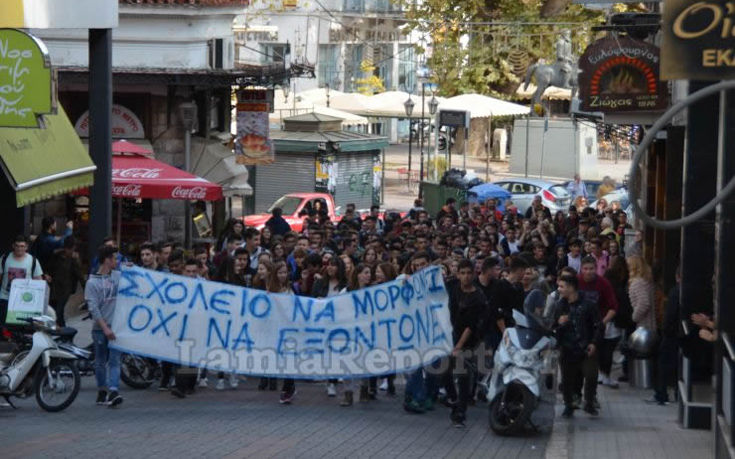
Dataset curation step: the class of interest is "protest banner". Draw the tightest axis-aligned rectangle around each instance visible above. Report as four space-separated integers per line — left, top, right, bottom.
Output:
110 265 452 378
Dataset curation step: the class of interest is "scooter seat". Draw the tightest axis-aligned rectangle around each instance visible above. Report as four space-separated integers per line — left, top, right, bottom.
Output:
51 327 78 340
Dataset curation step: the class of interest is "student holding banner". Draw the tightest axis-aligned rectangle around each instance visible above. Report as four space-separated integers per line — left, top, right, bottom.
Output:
269 261 297 404
340 263 375 407
374 262 398 395
311 257 349 398
86 245 123 407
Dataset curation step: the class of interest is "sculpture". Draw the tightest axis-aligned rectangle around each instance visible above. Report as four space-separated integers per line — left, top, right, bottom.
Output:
522 30 579 112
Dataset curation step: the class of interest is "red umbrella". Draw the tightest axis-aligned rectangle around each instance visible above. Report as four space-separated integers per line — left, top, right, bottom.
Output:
110 154 223 201
112 139 153 156
75 154 223 247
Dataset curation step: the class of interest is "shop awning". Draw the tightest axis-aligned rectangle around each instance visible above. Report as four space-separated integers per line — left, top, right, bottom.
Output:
110 154 223 201
0 106 96 207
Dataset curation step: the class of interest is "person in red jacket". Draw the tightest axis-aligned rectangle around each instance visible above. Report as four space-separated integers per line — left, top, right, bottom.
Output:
578 256 619 394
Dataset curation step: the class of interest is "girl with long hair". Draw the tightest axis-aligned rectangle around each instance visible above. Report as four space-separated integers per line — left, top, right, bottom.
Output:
311 256 348 397
341 264 374 407
373 262 398 395
601 256 632 387
252 260 277 391
627 256 656 331
267 261 298 404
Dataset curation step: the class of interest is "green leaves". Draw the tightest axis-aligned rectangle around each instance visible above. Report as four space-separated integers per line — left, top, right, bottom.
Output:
397 0 620 97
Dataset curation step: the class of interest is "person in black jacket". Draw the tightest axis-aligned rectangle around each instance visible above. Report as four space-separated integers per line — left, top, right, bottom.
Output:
264 207 292 237
446 259 489 428
646 266 681 405
553 274 602 418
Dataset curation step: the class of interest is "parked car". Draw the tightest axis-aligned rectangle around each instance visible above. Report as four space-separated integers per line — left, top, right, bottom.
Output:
560 179 625 200
492 178 572 216
243 193 339 232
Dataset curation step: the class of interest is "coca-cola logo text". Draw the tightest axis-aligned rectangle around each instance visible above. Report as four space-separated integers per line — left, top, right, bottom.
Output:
112 184 142 198
112 168 162 179
171 186 207 200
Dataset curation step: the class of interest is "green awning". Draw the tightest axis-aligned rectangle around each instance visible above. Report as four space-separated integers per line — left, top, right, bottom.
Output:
0 106 96 207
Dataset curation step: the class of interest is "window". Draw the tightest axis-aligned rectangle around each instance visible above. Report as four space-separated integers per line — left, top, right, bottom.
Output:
318 44 340 88
260 43 289 65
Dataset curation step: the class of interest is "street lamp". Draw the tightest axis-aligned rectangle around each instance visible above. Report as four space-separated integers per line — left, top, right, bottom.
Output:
325 83 330 108
404 94 415 189
429 94 439 115
281 83 290 102
424 92 439 194
179 101 198 249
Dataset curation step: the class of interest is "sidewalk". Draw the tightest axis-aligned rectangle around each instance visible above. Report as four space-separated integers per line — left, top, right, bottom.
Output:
546 382 711 459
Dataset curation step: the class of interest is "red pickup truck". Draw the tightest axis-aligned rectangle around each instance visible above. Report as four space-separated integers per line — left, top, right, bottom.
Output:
243 193 339 232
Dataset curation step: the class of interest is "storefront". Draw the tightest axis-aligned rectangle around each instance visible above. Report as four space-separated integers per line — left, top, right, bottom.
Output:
253 113 387 213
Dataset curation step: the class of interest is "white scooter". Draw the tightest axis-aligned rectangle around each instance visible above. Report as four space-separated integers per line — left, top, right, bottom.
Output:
487 310 556 435
0 315 81 412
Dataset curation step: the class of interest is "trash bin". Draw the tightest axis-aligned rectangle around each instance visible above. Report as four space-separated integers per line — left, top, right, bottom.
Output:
630 357 654 389
628 327 658 389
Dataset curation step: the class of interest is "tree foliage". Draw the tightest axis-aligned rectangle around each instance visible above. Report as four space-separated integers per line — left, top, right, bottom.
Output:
398 0 637 98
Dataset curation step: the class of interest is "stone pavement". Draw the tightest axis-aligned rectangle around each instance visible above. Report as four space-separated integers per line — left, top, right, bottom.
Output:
546 381 711 459
1 376 553 459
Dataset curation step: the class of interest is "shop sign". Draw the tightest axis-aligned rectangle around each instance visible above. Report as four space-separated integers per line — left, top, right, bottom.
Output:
0 29 56 128
75 104 145 139
662 0 735 80
235 89 274 165
578 36 668 112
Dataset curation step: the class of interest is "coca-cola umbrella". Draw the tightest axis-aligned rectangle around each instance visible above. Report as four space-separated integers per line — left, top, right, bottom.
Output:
110 154 223 201
76 154 223 246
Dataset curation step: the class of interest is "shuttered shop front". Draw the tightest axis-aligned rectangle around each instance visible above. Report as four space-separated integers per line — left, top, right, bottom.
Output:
254 153 315 213
334 151 375 210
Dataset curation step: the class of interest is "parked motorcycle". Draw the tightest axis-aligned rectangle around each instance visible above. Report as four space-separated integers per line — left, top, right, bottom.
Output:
0 316 81 412
487 310 556 436
121 353 160 389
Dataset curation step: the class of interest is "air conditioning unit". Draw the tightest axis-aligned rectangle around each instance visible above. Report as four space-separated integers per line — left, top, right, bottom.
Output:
209 38 224 69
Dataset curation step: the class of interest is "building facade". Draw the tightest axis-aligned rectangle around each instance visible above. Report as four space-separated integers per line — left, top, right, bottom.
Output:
31 0 283 246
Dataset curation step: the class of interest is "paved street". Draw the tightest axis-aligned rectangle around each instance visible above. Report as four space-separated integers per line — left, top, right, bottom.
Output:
1 376 552 459
546 381 711 459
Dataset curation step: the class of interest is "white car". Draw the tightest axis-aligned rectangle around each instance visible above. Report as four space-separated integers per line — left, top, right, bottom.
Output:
492 178 572 216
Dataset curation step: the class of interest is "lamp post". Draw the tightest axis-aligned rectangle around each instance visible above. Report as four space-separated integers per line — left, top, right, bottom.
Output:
427 91 439 189
325 83 330 108
404 94 415 189
179 102 198 248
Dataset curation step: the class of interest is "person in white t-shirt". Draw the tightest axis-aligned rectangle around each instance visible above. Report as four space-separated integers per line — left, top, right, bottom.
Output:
0 234 44 324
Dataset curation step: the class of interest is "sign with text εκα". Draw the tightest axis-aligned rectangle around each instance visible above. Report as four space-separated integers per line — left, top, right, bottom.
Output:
110 265 453 378
578 36 668 112
0 29 56 128
661 0 735 80
234 89 274 165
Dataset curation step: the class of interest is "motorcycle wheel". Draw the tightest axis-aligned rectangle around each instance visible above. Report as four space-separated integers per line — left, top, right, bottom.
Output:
121 353 156 389
34 359 80 412
489 382 535 436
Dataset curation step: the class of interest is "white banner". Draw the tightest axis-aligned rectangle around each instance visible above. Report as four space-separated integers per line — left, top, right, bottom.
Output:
110 265 452 379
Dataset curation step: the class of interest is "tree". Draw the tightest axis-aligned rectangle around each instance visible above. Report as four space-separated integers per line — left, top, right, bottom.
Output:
355 59 386 95
398 0 637 97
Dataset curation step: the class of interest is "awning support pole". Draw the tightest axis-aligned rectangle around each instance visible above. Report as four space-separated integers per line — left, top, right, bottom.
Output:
88 29 113 261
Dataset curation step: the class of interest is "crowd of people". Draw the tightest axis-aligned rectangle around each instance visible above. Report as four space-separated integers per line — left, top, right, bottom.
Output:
0 191 687 428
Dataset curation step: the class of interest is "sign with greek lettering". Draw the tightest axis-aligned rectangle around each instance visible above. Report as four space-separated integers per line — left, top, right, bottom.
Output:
578 36 668 112
0 29 55 128
662 0 735 80
110 265 452 378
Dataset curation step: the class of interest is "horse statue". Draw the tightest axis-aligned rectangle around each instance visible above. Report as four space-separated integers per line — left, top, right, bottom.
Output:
522 30 578 113
523 61 579 112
